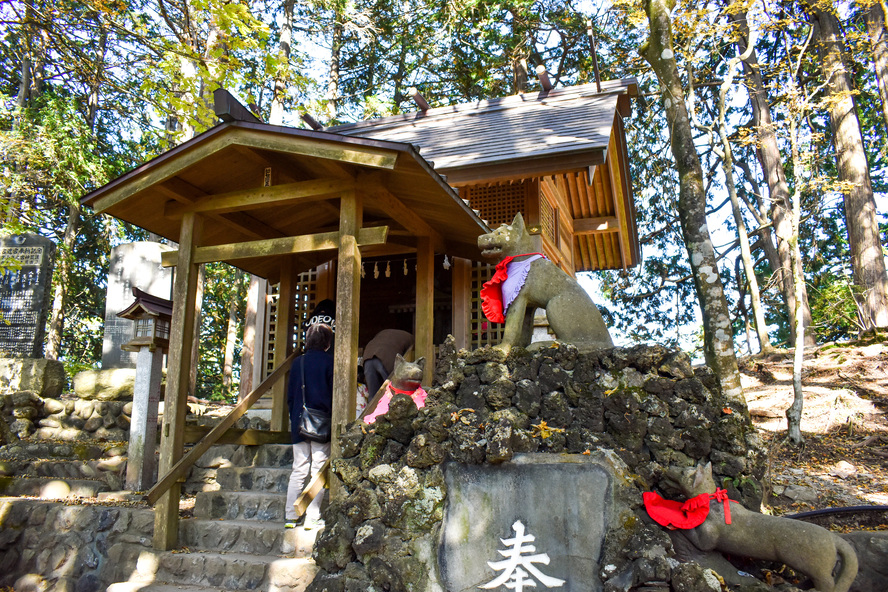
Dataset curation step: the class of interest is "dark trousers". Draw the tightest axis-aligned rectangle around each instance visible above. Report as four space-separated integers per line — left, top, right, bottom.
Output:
364 357 388 398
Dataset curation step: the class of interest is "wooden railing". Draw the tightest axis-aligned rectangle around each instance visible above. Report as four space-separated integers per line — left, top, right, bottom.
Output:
146 350 299 505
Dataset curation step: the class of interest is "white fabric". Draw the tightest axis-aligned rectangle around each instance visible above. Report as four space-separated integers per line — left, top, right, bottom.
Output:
286 440 330 521
502 255 544 313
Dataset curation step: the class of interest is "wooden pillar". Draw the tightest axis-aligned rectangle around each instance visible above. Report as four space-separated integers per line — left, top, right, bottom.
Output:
271 259 296 432
415 236 434 384
451 257 471 351
154 212 203 550
332 191 362 473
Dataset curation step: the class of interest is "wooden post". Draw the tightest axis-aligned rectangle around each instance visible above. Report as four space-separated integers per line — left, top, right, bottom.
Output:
332 191 361 481
253 278 269 390
451 257 471 350
271 259 296 432
415 236 434 384
154 212 202 550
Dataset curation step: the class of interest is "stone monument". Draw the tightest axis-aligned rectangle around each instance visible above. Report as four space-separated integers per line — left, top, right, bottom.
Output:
101 242 174 368
0 234 56 358
440 455 614 592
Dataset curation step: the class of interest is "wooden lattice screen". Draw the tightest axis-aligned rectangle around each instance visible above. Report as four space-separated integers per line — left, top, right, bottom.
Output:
263 268 321 378
540 195 558 247
463 181 529 227
469 262 504 349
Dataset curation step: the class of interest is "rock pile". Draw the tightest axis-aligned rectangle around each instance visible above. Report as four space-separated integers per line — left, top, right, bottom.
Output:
2 391 132 442
309 340 767 592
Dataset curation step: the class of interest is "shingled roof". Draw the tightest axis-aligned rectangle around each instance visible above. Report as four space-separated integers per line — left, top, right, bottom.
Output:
329 78 637 186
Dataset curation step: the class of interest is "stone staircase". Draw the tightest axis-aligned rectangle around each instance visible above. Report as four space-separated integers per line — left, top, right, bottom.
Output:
103 443 320 592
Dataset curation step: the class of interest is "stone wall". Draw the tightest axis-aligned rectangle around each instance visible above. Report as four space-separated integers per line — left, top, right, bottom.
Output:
1 391 131 442
309 341 766 592
0 498 155 592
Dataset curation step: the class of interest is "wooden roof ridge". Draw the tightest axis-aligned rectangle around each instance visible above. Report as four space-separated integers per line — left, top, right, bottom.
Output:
327 78 638 135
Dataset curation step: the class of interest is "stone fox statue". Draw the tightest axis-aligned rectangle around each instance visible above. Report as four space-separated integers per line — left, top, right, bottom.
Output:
477 212 613 351
670 463 858 592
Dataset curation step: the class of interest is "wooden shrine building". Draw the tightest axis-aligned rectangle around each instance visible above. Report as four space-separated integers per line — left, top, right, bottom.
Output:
80 79 639 549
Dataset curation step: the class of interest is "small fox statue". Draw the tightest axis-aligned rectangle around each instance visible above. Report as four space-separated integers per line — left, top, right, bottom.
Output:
670 463 858 592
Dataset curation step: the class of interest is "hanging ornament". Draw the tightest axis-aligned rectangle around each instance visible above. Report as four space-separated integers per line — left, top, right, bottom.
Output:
404 259 409 275
443 255 451 270
361 262 366 278
385 261 391 277
374 262 379 279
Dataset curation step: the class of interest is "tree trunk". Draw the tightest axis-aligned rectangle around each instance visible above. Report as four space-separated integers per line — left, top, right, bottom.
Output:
45 204 80 360
716 33 774 354
809 5 888 332
238 275 261 401
221 271 241 397
327 3 343 119
729 10 815 346
189 264 205 398
864 1 888 130
640 0 746 411
269 0 295 125
45 21 106 360
787 112 806 444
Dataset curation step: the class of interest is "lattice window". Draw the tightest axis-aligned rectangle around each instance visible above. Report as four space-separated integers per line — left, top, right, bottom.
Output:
469 262 504 349
463 181 528 227
540 197 558 248
263 268 321 377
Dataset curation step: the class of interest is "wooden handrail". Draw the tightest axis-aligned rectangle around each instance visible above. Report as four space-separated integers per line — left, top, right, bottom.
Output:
146 349 300 505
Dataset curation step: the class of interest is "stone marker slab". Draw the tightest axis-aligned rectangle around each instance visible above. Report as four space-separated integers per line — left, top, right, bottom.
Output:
0 234 56 358
440 454 612 592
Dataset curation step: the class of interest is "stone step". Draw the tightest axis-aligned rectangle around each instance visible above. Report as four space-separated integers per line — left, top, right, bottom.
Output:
215 467 291 493
194 490 287 521
0 475 110 498
193 444 292 471
181 518 318 556
105 546 316 592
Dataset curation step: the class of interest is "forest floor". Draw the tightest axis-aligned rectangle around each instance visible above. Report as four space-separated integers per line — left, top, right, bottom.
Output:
739 342 888 528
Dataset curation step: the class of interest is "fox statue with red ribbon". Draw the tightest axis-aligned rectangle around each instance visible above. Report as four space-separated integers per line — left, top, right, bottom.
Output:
664 463 858 592
477 212 612 352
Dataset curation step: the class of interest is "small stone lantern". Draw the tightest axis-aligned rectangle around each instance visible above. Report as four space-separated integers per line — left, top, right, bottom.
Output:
117 287 173 491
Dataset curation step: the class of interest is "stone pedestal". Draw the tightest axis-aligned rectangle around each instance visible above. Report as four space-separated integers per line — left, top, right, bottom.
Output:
125 345 163 490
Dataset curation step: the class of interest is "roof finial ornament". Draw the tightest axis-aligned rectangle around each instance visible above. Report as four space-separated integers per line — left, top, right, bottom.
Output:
409 87 430 112
535 65 554 92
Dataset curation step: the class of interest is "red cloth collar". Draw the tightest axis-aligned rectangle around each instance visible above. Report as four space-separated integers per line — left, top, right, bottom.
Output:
480 253 544 323
389 384 419 395
643 488 735 530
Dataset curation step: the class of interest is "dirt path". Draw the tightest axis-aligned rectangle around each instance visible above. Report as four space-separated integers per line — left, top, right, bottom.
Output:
740 343 888 521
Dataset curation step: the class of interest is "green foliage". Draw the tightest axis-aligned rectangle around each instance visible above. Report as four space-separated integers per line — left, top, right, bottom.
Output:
195 263 248 402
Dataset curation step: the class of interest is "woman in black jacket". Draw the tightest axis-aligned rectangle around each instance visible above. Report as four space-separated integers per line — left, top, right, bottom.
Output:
285 323 334 529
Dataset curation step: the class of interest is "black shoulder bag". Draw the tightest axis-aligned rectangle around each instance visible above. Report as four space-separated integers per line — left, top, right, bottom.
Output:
298 358 331 443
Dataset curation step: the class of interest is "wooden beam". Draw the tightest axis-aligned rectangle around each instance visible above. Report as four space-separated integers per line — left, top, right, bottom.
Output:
234 129 398 170
156 178 286 241
184 426 290 445
415 236 435 385
153 212 202 551
332 191 362 488
573 216 619 235
364 180 445 252
161 227 389 267
443 150 606 187
164 178 355 217
451 257 471 350
271 259 296 431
